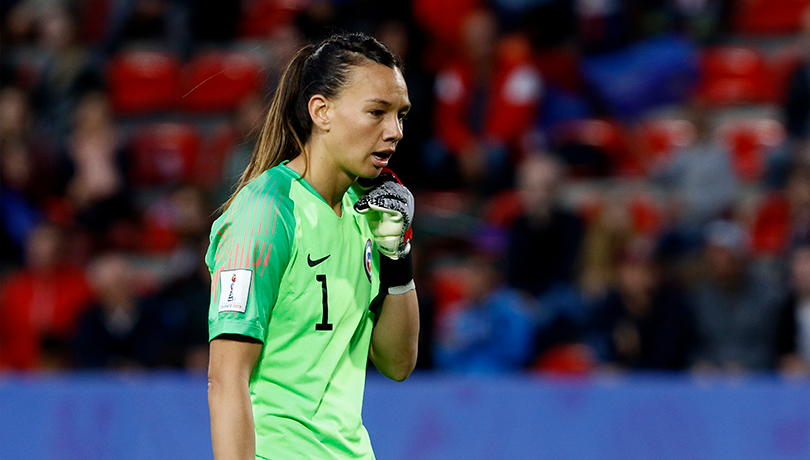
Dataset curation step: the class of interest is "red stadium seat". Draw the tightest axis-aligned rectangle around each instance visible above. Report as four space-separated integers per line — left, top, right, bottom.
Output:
750 193 791 256
733 0 810 36
412 0 479 48
129 123 201 186
180 51 265 113
553 119 638 177
696 47 769 106
237 0 302 38
108 51 181 115
635 118 696 173
717 118 786 182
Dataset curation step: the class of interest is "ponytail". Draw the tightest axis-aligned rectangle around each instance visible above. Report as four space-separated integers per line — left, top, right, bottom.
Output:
223 45 314 210
222 33 402 211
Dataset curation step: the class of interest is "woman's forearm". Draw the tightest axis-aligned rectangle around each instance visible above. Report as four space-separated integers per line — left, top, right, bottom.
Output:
209 376 255 460
208 337 262 460
369 289 420 381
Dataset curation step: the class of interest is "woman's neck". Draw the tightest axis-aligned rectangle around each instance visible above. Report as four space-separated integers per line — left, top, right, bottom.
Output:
287 148 355 216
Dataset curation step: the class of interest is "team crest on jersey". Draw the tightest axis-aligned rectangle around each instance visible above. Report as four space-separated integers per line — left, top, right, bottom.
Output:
364 239 373 282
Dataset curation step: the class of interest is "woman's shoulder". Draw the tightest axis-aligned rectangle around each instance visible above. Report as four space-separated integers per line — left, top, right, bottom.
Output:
232 166 297 206
219 167 298 231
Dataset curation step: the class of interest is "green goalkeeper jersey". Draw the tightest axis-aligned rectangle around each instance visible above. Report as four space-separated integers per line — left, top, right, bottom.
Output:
206 162 381 460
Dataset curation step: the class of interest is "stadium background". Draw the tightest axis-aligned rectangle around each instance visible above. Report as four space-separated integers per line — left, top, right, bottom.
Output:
2 0 810 458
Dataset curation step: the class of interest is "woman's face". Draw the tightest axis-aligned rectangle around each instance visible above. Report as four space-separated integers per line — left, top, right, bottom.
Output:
322 62 410 180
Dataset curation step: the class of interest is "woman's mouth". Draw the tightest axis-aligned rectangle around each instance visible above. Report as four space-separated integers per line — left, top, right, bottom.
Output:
371 151 392 168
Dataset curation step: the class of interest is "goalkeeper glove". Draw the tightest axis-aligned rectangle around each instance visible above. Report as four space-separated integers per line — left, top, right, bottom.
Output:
354 168 415 295
354 169 414 260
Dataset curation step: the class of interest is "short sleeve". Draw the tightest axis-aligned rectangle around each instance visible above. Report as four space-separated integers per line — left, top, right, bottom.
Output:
206 177 295 343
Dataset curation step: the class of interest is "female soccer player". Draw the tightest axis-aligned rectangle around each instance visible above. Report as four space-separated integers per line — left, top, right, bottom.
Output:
206 33 419 460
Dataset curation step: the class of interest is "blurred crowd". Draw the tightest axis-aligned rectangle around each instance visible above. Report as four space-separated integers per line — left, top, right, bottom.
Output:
2 0 810 377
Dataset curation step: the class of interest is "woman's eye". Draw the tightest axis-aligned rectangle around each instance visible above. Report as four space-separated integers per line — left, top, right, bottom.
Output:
370 110 384 117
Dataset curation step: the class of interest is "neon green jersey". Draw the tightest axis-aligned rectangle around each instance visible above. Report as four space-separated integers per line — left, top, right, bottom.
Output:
206 162 381 460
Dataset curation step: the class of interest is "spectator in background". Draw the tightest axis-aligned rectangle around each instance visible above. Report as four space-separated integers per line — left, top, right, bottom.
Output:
784 6 810 141
506 154 587 354
150 185 212 370
777 241 810 376
375 18 434 187
671 0 727 43
768 8 810 187
587 237 696 371
786 164 810 244
574 0 628 54
507 154 584 298
689 220 783 372
31 5 104 144
73 252 164 369
652 103 740 240
426 7 543 192
0 223 94 369
0 86 46 266
155 237 211 370
434 254 537 373
105 0 217 58
578 189 637 301
0 85 33 143
56 90 136 247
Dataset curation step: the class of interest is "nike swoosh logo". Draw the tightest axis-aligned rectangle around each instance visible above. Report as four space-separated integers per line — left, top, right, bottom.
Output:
307 254 330 267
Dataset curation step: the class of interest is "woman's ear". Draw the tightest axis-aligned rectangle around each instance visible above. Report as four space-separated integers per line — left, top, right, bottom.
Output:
308 95 330 132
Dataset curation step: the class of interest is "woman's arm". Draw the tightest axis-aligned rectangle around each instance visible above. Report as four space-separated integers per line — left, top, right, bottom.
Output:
369 290 419 381
208 335 263 460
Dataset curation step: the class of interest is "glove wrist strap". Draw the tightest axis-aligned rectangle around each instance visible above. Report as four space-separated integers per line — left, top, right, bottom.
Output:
380 249 414 295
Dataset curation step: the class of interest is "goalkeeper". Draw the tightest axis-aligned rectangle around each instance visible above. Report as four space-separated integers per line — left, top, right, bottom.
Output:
206 33 419 460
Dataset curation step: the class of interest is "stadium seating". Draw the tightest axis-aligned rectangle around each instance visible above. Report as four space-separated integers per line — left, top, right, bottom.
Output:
635 118 697 173
696 46 769 106
732 0 810 35
107 51 182 115
750 192 791 256
128 122 201 187
580 35 699 119
180 51 265 113
552 119 637 177
717 117 786 182
237 0 301 38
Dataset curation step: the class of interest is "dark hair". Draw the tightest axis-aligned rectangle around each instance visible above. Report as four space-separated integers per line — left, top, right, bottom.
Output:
224 32 403 209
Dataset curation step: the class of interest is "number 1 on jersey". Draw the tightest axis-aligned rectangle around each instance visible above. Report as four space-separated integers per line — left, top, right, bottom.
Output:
315 274 333 331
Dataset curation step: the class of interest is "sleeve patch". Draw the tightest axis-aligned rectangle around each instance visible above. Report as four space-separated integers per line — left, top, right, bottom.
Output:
218 269 253 313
